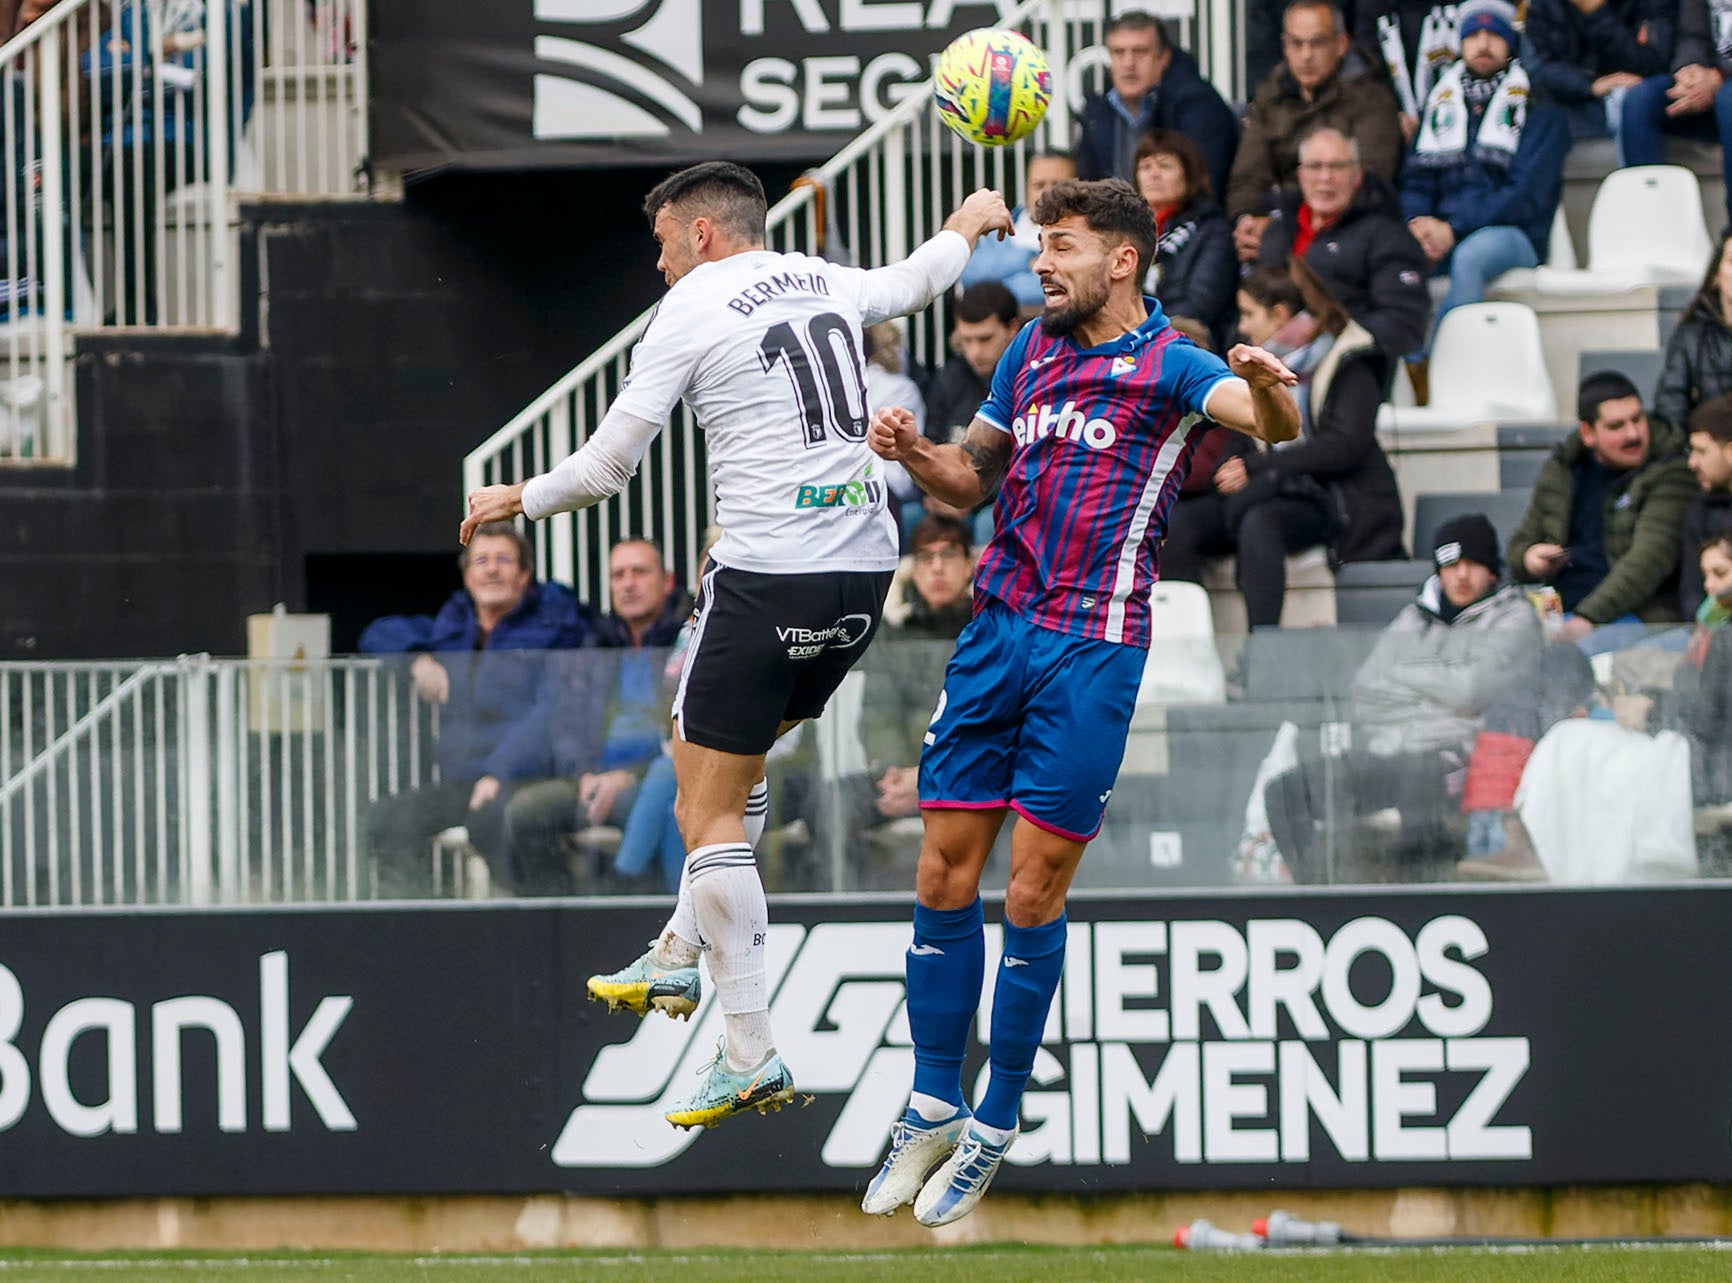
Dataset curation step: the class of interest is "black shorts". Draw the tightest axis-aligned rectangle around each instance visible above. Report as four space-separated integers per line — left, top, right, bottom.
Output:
673 564 894 756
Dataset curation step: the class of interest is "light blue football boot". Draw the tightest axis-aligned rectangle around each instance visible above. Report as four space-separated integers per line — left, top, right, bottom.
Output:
585 943 701 1020
664 1038 796 1130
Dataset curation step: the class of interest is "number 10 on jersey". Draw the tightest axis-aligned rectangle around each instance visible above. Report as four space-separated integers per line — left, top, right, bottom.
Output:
758 312 870 448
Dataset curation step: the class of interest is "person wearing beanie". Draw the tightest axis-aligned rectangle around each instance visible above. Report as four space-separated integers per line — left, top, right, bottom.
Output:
1400 0 1571 348
1262 510 1543 882
1621 0 1732 220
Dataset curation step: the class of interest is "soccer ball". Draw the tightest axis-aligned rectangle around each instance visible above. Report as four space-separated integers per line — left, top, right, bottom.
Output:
933 28 1053 147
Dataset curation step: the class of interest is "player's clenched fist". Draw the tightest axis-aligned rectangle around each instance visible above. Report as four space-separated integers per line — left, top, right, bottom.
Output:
867 406 920 461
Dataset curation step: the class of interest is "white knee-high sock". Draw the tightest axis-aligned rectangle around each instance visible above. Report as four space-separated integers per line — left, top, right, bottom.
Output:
655 780 769 968
687 841 774 1070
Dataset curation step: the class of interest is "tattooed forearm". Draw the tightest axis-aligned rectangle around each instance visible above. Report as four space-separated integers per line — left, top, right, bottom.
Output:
960 424 1012 501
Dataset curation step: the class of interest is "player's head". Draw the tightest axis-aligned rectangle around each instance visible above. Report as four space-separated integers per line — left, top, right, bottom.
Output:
1030 178 1157 337
608 537 677 628
909 515 973 610
460 522 533 616
951 281 1020 377
643 162 768 285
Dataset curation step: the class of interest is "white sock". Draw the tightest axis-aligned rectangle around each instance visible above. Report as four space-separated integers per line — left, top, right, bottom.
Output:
687 842 772 1070
971 1119 1015 1146
744 778 769 849
656 864 703 965
910 1091 960 1123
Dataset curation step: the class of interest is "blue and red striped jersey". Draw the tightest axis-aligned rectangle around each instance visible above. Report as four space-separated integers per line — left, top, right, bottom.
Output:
971 301 1235 648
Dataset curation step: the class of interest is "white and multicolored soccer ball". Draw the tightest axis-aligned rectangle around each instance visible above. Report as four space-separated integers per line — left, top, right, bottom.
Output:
933 28 1052 147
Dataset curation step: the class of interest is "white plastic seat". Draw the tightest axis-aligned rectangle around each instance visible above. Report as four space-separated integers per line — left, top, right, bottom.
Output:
1378 302 1556 431
1486 205 1577 293
1139 581 1225 706
1522 166 1710 294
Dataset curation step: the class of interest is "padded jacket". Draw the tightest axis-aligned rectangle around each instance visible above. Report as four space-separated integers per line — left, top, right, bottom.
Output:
1655 295 1732 428
1523 0 1674 137
1148 197 1238 346
1074 47 1241 197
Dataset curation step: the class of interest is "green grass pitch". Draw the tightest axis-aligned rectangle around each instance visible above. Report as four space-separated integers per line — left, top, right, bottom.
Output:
0 1245 1729 1282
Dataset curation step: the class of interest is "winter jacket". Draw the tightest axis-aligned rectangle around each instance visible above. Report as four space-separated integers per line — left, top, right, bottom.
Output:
1397 67 1570 260
1524 0 1675 137
360 582 594 785
1681 490 1732 617
1258 175 1432 357
1226 46 1406 223
1243 319 1408 562
923 357 992 444
1507 413 1698 623
1147 197 1238 347
1673 0 1732 77
1074 48 1242 198
1655 295 1732 427
592 589 693 650
1351 579 1545 755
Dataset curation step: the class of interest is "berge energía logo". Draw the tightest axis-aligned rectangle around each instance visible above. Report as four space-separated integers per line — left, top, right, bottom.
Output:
549 916 1533 1172
533 0 704 141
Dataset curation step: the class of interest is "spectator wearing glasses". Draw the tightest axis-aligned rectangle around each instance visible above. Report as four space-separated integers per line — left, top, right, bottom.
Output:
1227 0 1405 266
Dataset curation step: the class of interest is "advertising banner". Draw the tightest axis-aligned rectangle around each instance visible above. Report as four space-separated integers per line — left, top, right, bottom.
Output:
0 888 1728 1197
369 0 1039 173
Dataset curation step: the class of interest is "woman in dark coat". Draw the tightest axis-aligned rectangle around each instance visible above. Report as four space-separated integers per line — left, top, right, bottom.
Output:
1136 128 1238 350
1657 231 1732 427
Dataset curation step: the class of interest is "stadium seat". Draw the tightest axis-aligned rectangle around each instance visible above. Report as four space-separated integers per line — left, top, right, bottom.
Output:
1498 423 1574 489
1485 205 1578 294
1378 303 1556 431
1525 166 1711 294
1412 490 1533 556
1332 559 1433 625
1579 348 1663 398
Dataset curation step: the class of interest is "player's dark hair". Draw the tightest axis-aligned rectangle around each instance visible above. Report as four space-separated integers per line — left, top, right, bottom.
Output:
954 281 1019 328
642 162 767 245
1104 10 1169 51
910 514 972 557
460 522 533 573
1578 371 1642 426
1288 255 1348 337
1689 392 1732 444
1134 128 1211 203
1284 0 1347 36
1239 264 1304 316
1031 178 1159 284
1689 229 1732 321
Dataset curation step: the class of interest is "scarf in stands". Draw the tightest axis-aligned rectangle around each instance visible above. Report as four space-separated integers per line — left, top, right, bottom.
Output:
1378 5 1459 118
1264 313 1333 444
1413 60 1528 170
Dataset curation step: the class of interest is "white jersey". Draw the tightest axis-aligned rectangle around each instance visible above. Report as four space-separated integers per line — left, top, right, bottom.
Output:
607 236 969 575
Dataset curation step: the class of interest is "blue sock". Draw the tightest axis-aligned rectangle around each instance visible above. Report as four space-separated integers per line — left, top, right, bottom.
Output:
976 914 1067 1131
906 898 985 1109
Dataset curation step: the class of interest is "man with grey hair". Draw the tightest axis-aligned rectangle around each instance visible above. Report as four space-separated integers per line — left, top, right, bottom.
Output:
1257 124 1431 356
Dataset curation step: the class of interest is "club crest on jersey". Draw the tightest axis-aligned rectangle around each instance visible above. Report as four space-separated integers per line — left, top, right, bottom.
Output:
1012 400 1118 450
1110 355 1136 377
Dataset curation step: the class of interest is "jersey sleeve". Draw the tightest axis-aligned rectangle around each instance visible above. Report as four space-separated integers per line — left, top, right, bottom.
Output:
974 323 1037 434
607 297 705 425
822 231 972 326
1161 338 1237 419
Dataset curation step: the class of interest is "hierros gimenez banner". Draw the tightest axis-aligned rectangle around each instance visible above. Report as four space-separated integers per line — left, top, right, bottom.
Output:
0 888 1728 1197
369 0 1071 173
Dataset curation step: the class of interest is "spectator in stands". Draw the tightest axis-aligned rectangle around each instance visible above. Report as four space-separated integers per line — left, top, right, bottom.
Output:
1160 262 1404 627
857 516 976 872
1620 0 1732 215
1508 371 1698 646
1656 232 1732 427
359 523 593 897
1227 1 1405 265
864 321 925 437
1682 395 1732 616
1256 124 1431 357
1264 513 1543 881
1680 531 1732 802
1523 0 1674 144
1074 12 1240 200
1136 129 1238 348
1399 0 1571 339
1355 0 1461 143
504 538 691 895
958 153 1075 311
908 282 1017 548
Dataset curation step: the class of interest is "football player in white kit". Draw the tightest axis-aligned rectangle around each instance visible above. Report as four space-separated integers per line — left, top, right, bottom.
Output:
461 162 1011 1129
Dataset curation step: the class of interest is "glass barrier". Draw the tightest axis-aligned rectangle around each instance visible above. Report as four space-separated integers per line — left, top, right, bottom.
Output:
0 619 1724 907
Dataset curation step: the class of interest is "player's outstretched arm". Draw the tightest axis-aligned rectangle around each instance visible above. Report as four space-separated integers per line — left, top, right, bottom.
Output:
1204 345 1302 445
854 189 1013 324
867 407 1009 510
459 408 662 545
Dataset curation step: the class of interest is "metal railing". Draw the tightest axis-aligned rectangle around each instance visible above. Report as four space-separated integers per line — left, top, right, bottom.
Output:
0 655 436 906
0 0 369 466
464 0 1239 601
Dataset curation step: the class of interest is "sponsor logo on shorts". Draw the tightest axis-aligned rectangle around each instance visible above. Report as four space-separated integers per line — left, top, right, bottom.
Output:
778 613 873 659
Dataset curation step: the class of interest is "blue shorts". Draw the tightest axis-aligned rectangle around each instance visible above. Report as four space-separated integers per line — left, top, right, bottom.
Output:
919 598 1145 842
